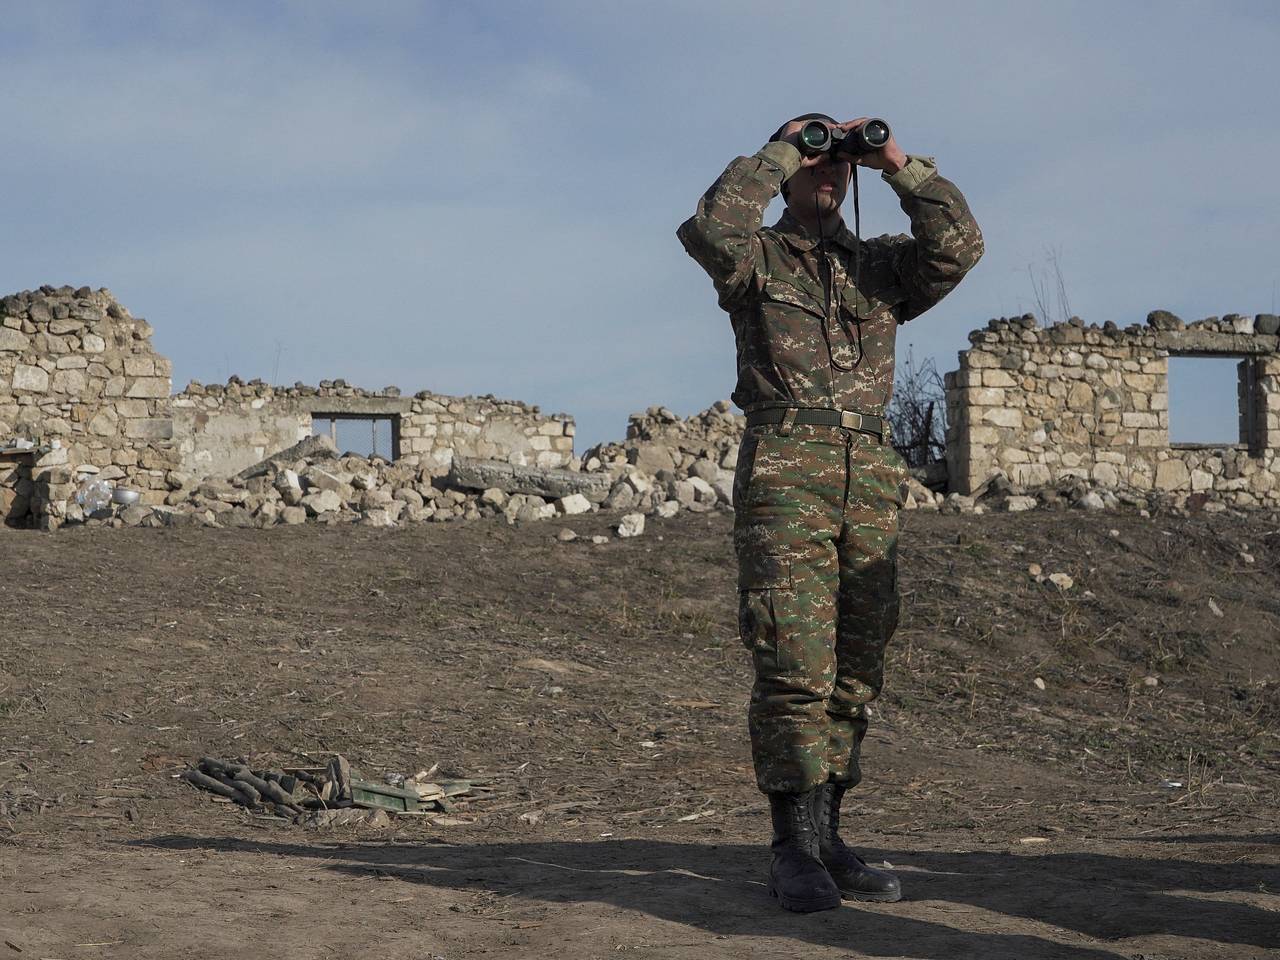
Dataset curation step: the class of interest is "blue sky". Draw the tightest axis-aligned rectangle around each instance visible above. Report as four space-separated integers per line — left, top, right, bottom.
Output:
1 1 1277 449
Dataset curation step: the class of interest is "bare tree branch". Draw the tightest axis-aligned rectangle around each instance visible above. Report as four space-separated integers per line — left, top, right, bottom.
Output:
888 348 947 468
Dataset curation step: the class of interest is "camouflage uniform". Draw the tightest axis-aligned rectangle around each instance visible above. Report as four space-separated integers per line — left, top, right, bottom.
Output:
678 139 983 794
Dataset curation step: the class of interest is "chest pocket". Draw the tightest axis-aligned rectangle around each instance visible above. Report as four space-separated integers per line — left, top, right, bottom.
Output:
760 275 824 315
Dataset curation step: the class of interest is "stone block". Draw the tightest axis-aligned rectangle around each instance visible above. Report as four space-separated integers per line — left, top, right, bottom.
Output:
1154 459 1190 491
969 387 1006 406
125 377 170 398
12 364 49 392
124 357 155 377
981 407 1022 429
51 369 87 395
0 328 30 351
1009 462 1051 487
1121 412 1159 429
281 505 307 525
616 512 645 538
982 369 1018 388
962 351 997 369
629 441 676 475
688 475 717 503
301 489 343 515
1091 462 1119 487
270 468 302 505
124 418 174 440
88 410 118 436
1066 382 1093 411
557 493 592 515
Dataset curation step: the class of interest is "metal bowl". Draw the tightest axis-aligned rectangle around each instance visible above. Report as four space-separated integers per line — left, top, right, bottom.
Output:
111 487 141 506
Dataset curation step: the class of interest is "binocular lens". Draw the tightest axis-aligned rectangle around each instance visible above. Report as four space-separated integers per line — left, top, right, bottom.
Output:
861 120 890 148
798 121 830 150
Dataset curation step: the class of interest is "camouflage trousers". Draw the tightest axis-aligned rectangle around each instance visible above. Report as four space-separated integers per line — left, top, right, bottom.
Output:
733 422 907 794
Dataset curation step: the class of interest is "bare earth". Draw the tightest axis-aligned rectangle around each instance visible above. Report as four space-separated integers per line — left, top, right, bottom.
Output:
2 510 1278 959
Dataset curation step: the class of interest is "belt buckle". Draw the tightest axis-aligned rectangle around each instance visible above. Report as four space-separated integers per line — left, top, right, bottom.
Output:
839 410 863 432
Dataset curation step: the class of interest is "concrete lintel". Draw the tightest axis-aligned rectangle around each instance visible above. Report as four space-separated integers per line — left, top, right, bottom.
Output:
1159 331 1280 356
298 396 412 417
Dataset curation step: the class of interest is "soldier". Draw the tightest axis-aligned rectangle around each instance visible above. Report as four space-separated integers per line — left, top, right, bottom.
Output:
677 114 983 912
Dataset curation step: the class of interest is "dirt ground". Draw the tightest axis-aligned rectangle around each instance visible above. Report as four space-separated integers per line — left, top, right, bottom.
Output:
2 508 1278 959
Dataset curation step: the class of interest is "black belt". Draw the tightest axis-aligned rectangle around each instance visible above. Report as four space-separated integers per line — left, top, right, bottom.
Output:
744 407 885 442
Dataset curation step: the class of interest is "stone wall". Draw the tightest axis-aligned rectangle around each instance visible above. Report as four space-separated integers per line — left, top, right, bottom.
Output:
1 286 575 527
1 286 177 527
945 311 1280 508
172 378 575 481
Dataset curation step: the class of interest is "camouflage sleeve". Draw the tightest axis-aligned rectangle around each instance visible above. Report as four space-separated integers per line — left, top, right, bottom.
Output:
677 141 802 307
876 156 984 323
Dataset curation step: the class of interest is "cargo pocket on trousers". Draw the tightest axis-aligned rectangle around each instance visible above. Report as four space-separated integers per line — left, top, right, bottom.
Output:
738 553 802 679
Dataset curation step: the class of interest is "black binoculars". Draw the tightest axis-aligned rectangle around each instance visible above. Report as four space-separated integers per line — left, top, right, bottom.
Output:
797 118 891 157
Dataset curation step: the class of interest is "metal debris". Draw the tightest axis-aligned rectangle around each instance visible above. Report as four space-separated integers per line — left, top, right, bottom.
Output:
179 755 494 825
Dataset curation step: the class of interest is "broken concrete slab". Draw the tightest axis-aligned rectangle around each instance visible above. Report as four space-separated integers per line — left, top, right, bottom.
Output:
234 433 338 481
446 457 612 504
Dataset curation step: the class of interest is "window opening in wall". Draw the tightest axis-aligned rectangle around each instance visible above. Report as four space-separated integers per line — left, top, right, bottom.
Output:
1167 356 1249 447
311 415 399 460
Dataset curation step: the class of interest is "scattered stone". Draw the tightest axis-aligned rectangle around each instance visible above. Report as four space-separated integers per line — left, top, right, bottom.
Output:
616 513 645 538
1048 572 1074 591
359 507 396 527
119 504 152 526
1004 495 1037 513
273 469 304 505
556 528 577 542
556 493 592 515
301 489 343 516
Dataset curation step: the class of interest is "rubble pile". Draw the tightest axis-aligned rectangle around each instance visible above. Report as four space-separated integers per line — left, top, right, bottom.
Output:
903 468 1277 519
181 755 491 827
67 402 754 531
579 401 742 516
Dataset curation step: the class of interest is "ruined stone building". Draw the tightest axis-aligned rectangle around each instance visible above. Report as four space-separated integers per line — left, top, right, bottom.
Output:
945 312 1280 507
1 286 573 528
6 285 1280 530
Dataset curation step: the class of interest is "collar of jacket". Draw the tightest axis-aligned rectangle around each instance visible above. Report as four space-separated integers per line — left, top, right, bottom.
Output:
769 210 859 254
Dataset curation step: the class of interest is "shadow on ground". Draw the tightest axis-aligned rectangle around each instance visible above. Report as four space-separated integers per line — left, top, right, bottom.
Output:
134 836 1280 958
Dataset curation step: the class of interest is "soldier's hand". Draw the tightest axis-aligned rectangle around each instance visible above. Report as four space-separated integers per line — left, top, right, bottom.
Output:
838 118 908 175
778 119 832 169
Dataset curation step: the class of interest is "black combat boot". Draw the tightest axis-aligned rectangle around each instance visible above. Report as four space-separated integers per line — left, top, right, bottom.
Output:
813 781 902 902
766 789 842 912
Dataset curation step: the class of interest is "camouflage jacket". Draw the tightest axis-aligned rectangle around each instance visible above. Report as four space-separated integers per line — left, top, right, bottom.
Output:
677 140 983 416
